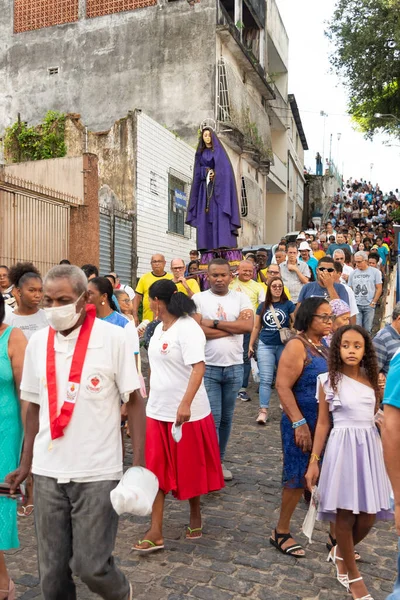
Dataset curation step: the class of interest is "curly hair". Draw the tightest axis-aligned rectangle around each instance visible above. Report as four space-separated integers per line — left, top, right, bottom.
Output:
328 324 379 397
8 262 41 287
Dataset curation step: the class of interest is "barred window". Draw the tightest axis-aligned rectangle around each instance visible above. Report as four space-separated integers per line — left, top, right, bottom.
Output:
241 177 248 218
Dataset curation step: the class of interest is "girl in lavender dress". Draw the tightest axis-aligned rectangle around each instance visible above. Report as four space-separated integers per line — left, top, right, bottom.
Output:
306 325 391 600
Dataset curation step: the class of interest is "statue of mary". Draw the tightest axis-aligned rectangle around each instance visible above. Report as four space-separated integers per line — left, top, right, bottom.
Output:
186 124 241 251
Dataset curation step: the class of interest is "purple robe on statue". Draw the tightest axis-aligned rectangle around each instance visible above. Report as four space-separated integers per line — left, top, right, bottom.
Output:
186 131 241 251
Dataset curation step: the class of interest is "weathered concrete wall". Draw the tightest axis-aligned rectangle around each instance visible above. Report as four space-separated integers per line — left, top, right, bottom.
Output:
5 156 84 202
0 1 216 145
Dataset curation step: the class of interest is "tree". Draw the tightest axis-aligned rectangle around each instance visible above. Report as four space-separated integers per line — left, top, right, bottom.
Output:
327 0 400 139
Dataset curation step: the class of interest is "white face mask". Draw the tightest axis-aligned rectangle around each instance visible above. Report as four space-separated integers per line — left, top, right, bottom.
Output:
44 293 84 331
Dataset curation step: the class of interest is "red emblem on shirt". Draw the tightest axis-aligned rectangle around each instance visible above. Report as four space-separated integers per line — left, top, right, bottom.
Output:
91 377 100 387
160 342 170 355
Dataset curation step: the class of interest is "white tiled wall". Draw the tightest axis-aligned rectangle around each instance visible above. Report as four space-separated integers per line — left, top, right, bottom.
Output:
136 113 196 277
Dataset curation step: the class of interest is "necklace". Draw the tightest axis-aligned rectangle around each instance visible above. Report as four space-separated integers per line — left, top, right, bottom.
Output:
303 334 327 357
160 318 178 335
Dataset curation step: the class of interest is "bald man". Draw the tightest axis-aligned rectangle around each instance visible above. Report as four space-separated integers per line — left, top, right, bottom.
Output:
229 260 265 401
132 254 173 325
170 258 200 298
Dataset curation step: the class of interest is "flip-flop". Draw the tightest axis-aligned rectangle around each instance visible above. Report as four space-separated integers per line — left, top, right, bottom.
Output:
17 505 34 517
186 526 203 539
132 539 164 553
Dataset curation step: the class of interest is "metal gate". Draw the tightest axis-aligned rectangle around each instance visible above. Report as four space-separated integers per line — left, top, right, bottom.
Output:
99 207 135 284
0 173 79 275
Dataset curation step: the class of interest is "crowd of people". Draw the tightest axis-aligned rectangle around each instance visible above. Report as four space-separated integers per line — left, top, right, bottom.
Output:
1 178 400 599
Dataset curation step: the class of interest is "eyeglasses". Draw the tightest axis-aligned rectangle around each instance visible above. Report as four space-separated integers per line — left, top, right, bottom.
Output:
312 314 336 323
268 271 280 276
271 285 283 290
171 266 185 270
317 267 335 273
121 299 131 304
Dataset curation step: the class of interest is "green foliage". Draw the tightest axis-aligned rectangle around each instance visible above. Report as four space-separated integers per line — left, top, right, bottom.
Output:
4 111 67 163
326 0 400 139
235 20 245 30
390 208 400 223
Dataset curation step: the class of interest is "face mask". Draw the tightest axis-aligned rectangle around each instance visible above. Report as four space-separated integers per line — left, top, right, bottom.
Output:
44 293 84 331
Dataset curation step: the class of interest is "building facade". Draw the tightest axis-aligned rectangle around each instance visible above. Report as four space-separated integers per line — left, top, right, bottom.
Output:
0 0 301 246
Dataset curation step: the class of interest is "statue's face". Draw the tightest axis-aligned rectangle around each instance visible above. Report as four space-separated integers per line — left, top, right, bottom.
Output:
203 129 212 147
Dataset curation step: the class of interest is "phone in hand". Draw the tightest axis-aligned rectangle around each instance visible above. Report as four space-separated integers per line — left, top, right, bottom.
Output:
0 482 25 503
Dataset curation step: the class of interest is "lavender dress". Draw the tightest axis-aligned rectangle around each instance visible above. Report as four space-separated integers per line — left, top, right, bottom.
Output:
316 373 392 522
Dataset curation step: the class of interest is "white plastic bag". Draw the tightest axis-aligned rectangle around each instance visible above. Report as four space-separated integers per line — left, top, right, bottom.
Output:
302 486 320 543
250 357 260 383
110 467 159 516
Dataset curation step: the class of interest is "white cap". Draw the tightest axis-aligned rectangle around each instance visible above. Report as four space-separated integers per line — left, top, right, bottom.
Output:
297 233 306 240
299 241 311 251
110 467 159 516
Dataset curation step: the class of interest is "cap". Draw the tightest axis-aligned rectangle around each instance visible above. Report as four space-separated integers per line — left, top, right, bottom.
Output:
299 241 311 251
296 234 306 240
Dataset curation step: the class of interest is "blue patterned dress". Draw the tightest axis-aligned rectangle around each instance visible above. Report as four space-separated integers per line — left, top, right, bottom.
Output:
281 343 328 489
0 327 23 550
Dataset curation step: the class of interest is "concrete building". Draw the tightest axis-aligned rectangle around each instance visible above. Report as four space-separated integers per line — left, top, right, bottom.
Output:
287 94 308 231
0 0 300 247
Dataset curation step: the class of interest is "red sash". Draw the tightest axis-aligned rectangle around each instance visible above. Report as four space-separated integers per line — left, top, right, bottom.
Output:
46 304 96 441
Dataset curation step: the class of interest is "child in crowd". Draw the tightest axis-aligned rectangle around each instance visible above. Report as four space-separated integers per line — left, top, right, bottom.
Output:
306 325 391 600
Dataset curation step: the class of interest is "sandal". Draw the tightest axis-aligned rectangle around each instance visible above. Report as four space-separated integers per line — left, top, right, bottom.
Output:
269 529 305 557
186 526 202 539
327 546 349 589
132 539 164 553
348 576 374 599
326 533 361 561
256 409 268 424
17 504 34 517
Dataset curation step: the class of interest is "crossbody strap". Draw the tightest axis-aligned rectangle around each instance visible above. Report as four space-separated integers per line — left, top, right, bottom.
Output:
269 304 282 330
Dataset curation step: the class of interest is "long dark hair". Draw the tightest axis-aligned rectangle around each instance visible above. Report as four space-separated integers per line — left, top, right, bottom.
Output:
149 279 196 317
90 277 118 311
260 276 288 320
328 324 379 397
197 127 214 153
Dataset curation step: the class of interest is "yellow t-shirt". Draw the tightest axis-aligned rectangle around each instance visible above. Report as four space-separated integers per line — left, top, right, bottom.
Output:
135 271 174 321
175 278 201 296
229 278 265 311
313 250 326 261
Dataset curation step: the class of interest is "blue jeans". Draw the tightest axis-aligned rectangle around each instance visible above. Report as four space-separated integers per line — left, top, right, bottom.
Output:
386 539 400 599
257 341 284 408
356 304 375 333
242 333 251 388
204 364 244 461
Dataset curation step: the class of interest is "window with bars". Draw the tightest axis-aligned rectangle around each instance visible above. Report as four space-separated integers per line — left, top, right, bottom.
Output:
217 59 231 123
86 0 156 18
168 174 186 236
14 0 78 33
241 177 248 218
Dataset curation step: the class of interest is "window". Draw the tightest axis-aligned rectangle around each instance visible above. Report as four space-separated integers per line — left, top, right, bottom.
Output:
168 174 186 236
48 67 59 76
241 177 248 217
217 59 231 123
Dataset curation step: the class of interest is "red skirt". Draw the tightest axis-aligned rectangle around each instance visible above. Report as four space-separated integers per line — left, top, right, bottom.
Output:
145 413 225 500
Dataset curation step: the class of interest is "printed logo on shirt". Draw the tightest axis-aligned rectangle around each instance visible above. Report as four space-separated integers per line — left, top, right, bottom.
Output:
216 303 227 321
263 308 286 330
160 342 170 355
86 373 104 393
66 382 80 404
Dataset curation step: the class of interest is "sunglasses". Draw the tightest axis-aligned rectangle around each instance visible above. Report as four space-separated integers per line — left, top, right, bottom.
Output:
317 267 335 273
270 285 283 289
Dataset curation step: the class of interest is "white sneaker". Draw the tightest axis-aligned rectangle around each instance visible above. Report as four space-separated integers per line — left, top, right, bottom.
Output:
221 463 233 481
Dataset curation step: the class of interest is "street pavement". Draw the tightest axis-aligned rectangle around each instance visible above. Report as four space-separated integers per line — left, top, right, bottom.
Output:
8 382 397 600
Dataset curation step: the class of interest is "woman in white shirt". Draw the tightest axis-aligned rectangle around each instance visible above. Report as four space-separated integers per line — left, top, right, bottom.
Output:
133 280 224 553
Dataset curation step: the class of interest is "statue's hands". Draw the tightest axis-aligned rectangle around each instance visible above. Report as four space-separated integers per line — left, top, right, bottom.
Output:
209 169 215 181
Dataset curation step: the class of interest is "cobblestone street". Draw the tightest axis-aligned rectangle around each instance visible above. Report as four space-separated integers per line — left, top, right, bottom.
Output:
8 383 397 600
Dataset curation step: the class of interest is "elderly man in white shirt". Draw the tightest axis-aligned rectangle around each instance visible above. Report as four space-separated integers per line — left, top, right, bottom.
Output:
279 243 311 303
6 265 145 600
332 248 354 284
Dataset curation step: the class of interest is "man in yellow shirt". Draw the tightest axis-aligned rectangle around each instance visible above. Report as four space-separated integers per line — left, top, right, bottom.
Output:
229 260 265 402
133 254 173 325
170 258 200 297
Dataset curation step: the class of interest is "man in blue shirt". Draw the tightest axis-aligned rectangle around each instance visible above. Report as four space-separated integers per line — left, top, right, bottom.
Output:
298 241 318 279
374 237 389 267
296 256 349 310
326 232 352 257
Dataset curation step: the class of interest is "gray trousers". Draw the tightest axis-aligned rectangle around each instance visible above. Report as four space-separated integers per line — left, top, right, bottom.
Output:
34 475 130 600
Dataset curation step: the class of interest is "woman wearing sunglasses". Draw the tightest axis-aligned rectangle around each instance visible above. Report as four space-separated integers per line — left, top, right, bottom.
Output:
249 277 295 424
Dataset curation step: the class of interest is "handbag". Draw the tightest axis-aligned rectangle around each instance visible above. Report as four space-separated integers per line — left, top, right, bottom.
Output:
269 304 294 344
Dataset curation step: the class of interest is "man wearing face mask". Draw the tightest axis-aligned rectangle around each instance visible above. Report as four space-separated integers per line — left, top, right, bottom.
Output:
6 265 145 600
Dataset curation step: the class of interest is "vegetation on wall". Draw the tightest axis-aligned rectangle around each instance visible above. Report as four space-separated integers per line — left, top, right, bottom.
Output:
4 111 67 163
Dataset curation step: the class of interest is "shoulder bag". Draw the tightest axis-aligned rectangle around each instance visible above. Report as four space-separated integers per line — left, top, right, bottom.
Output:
269 304 295 344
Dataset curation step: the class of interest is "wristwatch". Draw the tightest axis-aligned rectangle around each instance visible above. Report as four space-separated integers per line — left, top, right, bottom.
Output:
213 319 219 329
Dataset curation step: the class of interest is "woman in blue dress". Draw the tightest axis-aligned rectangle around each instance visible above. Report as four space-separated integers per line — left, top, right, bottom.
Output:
0 295 27 599
87 277 128 328
270 297 333 557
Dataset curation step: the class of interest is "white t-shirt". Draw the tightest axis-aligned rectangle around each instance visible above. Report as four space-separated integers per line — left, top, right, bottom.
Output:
4 309 48 340
124 320 140 354
342 283 359 317
339 264 354 285
193 289 253 367
20 318 140 482
147 316 210 422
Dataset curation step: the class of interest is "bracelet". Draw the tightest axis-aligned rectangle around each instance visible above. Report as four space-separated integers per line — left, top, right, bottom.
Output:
292 418 307 429
310 453 320 463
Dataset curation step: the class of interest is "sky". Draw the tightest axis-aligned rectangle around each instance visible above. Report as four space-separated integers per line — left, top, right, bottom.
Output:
276 0 400 192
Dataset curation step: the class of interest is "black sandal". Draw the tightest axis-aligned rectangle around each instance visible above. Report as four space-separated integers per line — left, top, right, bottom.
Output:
270 529 305 557
326 532 360 561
